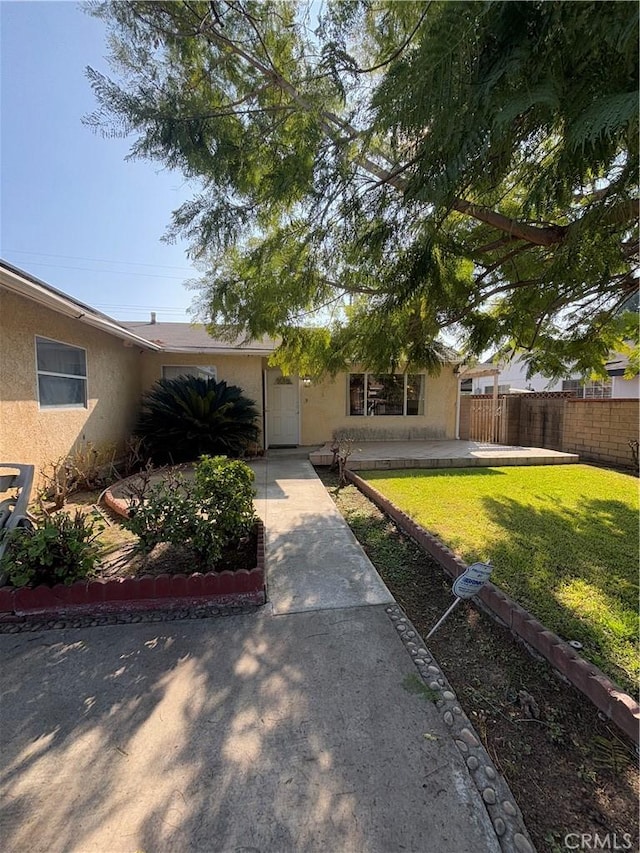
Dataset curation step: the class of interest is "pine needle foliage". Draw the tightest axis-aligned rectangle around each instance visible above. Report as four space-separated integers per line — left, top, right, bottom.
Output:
86 1 638 378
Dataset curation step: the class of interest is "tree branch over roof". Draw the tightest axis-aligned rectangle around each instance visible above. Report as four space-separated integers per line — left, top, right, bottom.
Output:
85 0 639 377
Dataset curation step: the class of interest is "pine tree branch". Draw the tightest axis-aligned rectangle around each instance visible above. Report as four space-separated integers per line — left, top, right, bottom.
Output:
451 200 567 247
126 2 636 254
475 244 536 283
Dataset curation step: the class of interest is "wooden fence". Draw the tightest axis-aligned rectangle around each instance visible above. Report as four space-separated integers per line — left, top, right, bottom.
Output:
460 393 639 470
466 395 523 445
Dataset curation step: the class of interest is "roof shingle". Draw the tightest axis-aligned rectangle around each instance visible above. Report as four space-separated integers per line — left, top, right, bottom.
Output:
121 322 279 354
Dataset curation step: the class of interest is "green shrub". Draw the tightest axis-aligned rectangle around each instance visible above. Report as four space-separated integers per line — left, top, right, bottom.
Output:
125 456 257 568
135 376 259 463
0 510 104 588
194 455 256 542
125 472 217 562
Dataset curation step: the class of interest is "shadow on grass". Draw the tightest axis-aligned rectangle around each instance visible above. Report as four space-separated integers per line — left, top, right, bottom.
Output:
471 495 639 693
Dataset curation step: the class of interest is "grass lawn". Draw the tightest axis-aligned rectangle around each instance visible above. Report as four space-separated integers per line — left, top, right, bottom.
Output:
359 464 639 694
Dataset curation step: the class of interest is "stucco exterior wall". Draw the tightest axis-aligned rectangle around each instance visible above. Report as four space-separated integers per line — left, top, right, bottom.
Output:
300 366 459 445
0 289 143 486
139 351 266 445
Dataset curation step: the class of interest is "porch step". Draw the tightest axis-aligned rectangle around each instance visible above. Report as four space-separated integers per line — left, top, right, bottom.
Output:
308 440 579 470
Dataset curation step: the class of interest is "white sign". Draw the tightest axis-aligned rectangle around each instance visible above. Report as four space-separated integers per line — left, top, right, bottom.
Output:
426 562 494 639
452 562 493 599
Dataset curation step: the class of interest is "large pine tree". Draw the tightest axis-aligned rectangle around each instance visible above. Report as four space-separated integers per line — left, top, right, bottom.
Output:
86 1 638 378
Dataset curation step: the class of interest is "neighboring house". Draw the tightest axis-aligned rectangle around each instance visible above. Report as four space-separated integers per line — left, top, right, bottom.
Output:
470 354 639 399
1 261 462 483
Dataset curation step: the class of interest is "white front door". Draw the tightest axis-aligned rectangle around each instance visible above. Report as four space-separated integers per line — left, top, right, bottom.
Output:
266 369 300 446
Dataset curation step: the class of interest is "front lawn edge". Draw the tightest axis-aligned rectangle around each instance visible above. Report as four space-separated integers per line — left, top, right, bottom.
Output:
345 469 640 744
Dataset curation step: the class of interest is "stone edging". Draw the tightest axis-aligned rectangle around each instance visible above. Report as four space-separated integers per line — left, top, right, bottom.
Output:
346 470 639 745
0 602 260 633
385 604 535 853
0 522 265 621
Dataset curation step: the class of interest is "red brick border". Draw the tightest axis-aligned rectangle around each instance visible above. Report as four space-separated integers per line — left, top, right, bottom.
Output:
103 488 130 518
346 470 640 744
0 521 266 618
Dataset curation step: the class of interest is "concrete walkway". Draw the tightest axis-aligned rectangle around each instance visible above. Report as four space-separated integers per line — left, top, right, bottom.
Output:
0 456 533 853
252 455 394 614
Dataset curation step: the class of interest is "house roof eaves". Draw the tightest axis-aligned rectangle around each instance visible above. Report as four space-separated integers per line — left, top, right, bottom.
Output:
160 345 275 356
0 260 161 351
455 363 500 379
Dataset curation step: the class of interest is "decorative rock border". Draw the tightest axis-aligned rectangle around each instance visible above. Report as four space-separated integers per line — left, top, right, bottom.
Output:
0 522 265 623
387 604 535 853
347 470 640 745
0 601 260 634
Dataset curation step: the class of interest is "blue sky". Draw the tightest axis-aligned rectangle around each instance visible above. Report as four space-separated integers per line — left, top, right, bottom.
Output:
1 1 198 321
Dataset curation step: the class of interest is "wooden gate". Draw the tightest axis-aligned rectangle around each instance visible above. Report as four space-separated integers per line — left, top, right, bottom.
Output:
467 395 519 444
469 397 500 442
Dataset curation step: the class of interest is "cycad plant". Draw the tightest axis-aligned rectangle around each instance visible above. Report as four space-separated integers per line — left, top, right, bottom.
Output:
135 376 259 463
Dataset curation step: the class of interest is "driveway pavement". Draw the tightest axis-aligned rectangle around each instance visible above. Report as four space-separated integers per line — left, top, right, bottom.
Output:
0 456 533 853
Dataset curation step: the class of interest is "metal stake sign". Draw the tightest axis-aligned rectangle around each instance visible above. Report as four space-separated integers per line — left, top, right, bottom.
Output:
426 562 493 639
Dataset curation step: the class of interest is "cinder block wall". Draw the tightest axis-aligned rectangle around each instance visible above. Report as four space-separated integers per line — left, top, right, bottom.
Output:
500 395 522 445
563 399 639 469
519 398 566 451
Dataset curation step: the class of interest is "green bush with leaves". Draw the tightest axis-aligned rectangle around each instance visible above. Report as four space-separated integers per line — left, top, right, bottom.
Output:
135 376 259 464
0 510 104 588
125 456 257 568
194 455 257 542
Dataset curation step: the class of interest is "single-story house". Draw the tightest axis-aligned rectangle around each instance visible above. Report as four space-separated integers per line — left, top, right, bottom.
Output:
0 260 464 484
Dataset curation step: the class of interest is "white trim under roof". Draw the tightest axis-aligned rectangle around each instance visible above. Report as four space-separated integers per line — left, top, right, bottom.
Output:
159 344 277 356
0 261 161 351
456 363 500 379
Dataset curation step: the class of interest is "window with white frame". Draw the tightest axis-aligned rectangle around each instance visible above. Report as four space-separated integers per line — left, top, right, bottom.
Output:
36 337 87 408
562 379 612 398
162 365 217 381
349 373 425 416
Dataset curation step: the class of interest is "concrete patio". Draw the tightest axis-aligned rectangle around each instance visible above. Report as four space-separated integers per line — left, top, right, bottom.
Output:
308 439 579 470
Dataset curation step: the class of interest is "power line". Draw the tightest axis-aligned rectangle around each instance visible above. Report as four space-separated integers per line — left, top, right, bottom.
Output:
6 260 192 281
93 304 191 311
4 248 195 272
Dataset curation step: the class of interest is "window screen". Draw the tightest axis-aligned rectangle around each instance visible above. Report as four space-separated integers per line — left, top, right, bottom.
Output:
36 337 87 408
